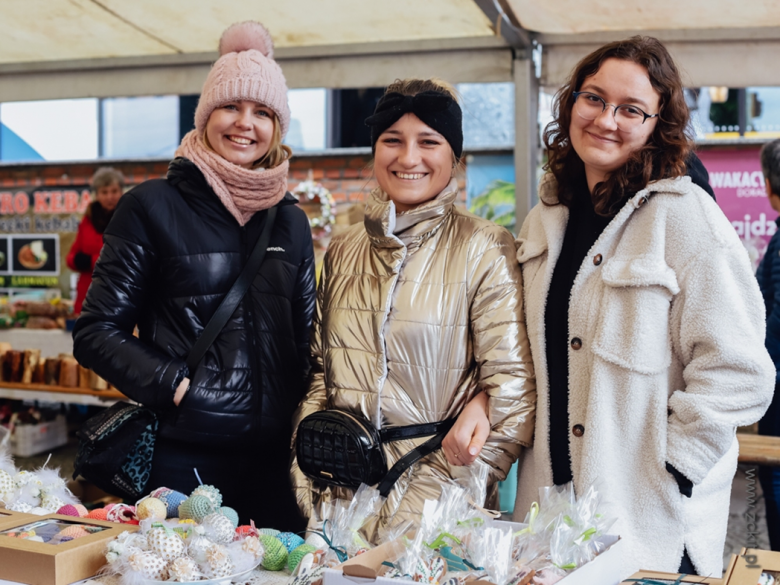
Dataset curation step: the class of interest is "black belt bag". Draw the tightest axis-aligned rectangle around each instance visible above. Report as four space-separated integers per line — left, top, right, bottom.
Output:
296 410 455 497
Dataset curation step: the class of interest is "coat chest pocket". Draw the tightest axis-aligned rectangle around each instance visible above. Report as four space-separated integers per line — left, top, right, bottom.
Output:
591 256 680 375
517 238 546 293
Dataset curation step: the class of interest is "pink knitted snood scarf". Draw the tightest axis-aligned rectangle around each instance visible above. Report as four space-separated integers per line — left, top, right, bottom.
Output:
176 129 288 226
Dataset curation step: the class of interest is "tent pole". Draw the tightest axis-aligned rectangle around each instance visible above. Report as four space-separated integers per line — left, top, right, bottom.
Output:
513 49 539 234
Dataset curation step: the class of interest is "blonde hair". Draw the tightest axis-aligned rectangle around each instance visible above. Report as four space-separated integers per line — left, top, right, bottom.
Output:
382 78 463 168
255 115 292 169
204 112 292 169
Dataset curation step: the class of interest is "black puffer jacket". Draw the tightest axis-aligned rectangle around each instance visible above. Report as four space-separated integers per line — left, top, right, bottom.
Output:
73 158 316 445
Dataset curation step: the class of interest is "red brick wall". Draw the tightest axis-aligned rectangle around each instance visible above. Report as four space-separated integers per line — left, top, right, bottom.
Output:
0 154 467 215
0 154 471 293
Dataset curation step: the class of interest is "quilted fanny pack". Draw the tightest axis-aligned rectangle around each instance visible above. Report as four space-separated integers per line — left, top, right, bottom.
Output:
296 409 455 497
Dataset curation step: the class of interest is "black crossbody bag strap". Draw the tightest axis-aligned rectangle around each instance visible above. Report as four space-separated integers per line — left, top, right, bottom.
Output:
185 206 278 373
377 418 456 497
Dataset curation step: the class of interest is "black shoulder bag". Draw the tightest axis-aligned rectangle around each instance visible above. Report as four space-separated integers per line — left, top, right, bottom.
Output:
296 411 455 497
74 207 278 500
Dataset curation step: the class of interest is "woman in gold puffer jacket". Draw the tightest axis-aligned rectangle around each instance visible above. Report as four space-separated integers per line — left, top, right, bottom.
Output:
291 78 536 531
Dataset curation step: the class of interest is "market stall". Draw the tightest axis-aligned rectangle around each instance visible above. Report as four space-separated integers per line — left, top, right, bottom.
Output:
1 2 779 584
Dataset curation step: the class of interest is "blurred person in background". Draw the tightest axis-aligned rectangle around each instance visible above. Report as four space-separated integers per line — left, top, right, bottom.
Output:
757 138 780 551
66 167 124 314
73 21 315 530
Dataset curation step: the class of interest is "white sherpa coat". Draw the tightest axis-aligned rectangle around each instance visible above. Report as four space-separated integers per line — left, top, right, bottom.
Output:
513 174 775 577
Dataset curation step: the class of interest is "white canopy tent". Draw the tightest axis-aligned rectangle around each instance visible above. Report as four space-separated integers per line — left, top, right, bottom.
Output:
0 0 778 225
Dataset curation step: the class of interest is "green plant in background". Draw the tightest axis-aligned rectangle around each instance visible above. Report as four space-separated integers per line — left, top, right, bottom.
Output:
469 179 516 233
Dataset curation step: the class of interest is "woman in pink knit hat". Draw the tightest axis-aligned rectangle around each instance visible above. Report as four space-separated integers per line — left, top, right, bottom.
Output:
73 22 314 531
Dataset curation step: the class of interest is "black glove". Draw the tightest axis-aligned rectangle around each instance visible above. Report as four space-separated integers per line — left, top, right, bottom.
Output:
666 462 693 498
73 252 92 272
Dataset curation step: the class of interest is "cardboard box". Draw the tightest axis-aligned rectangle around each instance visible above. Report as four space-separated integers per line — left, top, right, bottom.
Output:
622 571 722 584
0 507 35 530
721 548 779 584
9 414 68 457
324 525 627 585
0 514 136 585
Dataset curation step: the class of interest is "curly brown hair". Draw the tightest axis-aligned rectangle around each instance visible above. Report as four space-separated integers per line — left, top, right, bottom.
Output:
544 36 693 215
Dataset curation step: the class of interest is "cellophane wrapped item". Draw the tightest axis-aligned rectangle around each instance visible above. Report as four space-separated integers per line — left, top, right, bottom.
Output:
468 523 515 585
300 483 386 571
511 483 616 584
324 483 385 562
547 484 615 571
386 464 497 585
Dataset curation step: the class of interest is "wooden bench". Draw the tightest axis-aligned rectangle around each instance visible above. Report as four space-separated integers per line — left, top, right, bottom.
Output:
737 432 780 466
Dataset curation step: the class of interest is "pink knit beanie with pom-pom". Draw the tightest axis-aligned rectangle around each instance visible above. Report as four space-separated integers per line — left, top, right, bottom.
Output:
194 21 290 138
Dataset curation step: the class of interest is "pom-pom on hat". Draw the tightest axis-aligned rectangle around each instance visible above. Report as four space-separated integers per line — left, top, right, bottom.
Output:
194 21 290 138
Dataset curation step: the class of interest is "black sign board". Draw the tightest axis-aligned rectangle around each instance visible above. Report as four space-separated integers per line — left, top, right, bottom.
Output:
10 235 59 275
0 238 8 273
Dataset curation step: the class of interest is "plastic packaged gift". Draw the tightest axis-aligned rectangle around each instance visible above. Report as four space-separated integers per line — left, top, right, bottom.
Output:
511 482 616 580
317 484 385 565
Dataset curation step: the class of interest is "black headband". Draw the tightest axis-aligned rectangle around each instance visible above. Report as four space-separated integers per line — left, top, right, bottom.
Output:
365 91 463 158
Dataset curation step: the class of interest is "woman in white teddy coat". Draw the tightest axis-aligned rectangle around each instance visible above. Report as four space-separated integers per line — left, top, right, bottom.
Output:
509 38 774 576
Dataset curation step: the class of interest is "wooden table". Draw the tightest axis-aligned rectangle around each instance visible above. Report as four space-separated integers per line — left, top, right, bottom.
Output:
0 382 127 406
737 432 780 466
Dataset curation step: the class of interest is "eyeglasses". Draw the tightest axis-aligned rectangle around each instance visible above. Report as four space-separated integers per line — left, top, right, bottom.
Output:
572 91 658 131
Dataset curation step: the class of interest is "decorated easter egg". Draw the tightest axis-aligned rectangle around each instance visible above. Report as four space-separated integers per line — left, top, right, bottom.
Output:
168 556 202 582
136 497 167 521
188 532 212 563
288 543 316 572
86 508 109 521
236 525 256 539
191 484 222 508
40 495 64 513
201 512 235 545
241 535 265 560
178 494 214 522
57 504 80 517
128 550 167 580
107 503 137 524
205 543 234 578
217 506 239 529
0 469 14 499
7 501 31 513
277 531 305 553
147 524 185 562
258 534 288 571
150 487 187 518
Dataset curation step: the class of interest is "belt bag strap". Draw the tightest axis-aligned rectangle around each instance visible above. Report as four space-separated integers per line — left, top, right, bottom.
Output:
377 418 455 498
186 206 278 373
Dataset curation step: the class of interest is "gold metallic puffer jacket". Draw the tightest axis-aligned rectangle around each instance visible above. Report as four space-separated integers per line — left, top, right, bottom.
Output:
291 179 536 532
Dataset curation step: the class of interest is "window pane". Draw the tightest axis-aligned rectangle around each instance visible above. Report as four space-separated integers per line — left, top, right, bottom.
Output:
458 83 515 148
0 99 98 161
101 96 179 159
748 87 780 134
287 89 327 151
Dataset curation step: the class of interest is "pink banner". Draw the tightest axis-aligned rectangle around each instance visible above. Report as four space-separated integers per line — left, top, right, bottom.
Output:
697 148 776 269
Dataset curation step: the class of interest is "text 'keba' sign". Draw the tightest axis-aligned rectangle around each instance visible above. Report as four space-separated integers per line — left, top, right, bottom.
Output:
0 188 91 215
0 235 60 278
698 148 774 268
